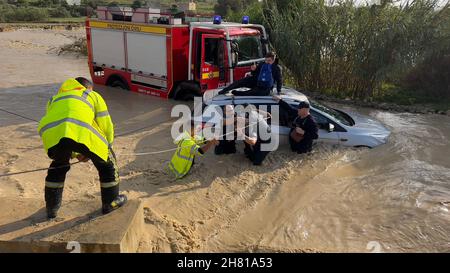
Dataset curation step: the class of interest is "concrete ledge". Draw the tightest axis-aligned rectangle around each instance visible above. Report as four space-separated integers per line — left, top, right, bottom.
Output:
0 197 143 253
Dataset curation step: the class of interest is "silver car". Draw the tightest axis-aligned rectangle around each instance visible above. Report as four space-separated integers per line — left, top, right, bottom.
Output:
197 87 390 148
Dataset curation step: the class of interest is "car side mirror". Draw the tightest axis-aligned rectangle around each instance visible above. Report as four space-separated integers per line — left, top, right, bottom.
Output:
327 123 335 132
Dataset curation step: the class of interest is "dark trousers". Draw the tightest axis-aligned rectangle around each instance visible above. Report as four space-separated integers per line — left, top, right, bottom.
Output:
222 76 255 93
45 138 119 210
215 140 236 155
289 128 313 154
222 76 271 96
244 140 270 165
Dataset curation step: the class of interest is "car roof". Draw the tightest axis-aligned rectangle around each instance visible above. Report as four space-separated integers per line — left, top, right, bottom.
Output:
203 87 309 106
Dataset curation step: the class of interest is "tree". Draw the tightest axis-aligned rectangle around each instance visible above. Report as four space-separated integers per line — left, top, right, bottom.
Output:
214 0 241 16
16 0 29 6
214 0 258 17
131 0 142 9
107 1 119 7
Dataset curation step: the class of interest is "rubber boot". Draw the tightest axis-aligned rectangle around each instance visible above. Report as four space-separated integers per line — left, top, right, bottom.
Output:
101 186 127 214
45 187 63 219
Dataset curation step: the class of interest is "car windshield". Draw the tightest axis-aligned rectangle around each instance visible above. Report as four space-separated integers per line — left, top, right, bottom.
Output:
310 100 354 126
234 35 263 62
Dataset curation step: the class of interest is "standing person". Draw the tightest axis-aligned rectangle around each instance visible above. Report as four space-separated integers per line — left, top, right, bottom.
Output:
38 77 127 219
237 107 272 165
272 96 319 154
168 120 219 179
218 51 283 96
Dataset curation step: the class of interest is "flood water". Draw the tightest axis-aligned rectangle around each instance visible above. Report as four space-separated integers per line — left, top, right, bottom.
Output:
207 108 450 253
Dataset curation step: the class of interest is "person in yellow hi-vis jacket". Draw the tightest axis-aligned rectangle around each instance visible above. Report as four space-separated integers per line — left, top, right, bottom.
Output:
38 77 127 219
168 120 218 179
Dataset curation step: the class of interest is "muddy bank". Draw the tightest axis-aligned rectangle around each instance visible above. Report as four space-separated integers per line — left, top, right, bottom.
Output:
0 23 84 33
1 29 449 253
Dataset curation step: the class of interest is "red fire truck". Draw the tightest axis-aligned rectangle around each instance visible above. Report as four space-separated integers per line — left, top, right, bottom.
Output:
86 7 269 100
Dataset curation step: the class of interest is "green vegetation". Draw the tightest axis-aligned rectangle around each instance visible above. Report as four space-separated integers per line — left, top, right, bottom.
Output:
0 0 86 22
230 0 450 107
213 0 258 16
0 0 216 22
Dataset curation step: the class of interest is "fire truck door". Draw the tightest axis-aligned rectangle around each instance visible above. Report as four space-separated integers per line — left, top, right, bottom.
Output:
200 34 227 91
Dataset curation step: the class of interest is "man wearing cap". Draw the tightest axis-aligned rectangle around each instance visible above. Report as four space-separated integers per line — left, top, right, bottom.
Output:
273 96 318 154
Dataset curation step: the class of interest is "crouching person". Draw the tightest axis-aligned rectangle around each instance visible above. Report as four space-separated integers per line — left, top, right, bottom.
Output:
273 95 318 153
238 108 272 166
215 105 237 155
169 121 218 179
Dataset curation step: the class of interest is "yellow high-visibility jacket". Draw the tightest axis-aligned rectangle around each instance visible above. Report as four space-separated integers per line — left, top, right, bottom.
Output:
37 78 114 161
168 131 205 179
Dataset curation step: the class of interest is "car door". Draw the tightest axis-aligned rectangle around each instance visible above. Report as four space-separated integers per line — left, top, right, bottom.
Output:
310 109 341 144
255 102 290 145
199 34 228 91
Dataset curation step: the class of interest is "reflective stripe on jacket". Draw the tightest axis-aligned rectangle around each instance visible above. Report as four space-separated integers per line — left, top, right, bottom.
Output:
38 78 114 161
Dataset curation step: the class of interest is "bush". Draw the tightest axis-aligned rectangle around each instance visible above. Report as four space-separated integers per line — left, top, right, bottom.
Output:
227 1 264 24
214 0 258 17
0 4 13 22
48 7 71 18
403 48 450 100
261 0 450 101
3 7 49 22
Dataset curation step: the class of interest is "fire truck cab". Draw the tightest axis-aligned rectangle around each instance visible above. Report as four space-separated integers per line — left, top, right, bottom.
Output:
86 7 269 100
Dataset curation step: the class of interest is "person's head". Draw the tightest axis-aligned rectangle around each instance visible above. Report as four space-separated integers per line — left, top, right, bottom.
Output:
75 77 93 91
265 51 276 65
297 101 310 117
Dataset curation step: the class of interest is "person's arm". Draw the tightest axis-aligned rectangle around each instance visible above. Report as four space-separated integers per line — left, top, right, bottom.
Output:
237 120 258 146
244 135 257 146
251 63 263 77
273 65 283 94
276 97 298 117
302 118 319 140
93 92 114 145
198 139 219 154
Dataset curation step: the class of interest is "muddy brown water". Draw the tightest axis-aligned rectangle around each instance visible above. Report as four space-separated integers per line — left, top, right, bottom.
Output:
1 29 449 252
206 109 450 252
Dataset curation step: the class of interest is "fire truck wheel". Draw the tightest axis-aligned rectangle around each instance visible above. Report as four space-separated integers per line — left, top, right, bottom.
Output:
110 80 129 90
173 82 200 101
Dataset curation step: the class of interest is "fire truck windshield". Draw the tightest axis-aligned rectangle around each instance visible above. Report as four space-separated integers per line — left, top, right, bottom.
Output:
233 35 263 63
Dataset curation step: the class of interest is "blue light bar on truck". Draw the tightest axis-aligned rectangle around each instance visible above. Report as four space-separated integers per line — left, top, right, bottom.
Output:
213 15 222 24
242 16 250 24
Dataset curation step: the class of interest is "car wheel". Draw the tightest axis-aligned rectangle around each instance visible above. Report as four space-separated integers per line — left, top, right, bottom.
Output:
354 145 371 149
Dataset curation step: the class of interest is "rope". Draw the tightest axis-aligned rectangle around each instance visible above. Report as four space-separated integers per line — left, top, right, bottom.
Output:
0 108 39 123
117 113 271 156
0 161 82 178
0 106 271 176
